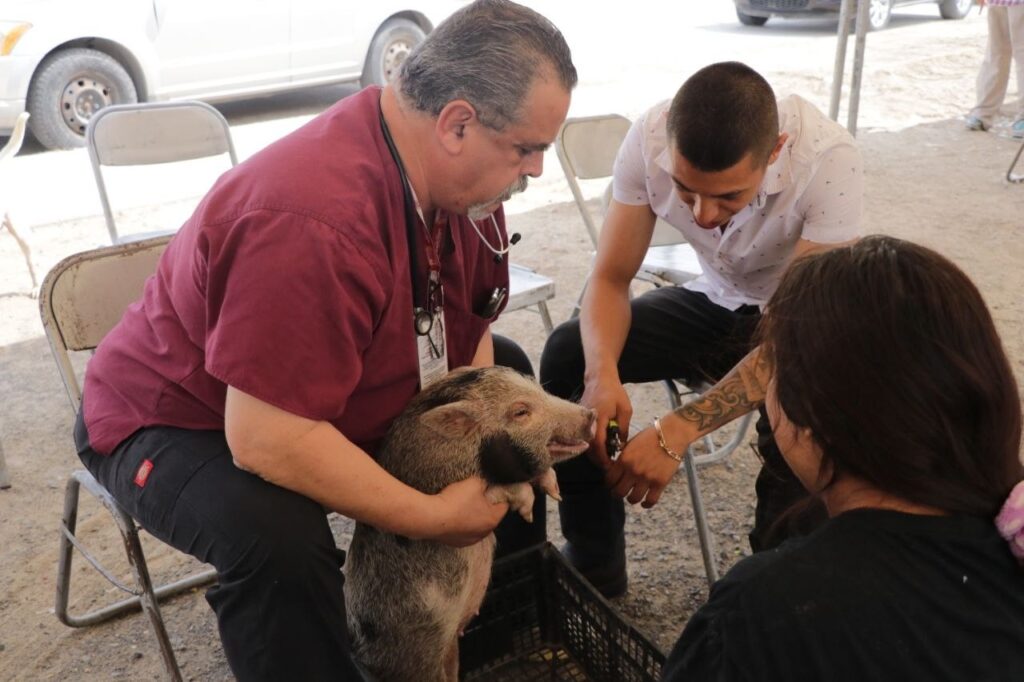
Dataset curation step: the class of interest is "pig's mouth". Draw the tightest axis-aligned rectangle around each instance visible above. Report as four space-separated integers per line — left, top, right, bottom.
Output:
546 436 590 459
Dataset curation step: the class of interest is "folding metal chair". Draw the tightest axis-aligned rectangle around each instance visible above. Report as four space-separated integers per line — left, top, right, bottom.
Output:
556 114 754 585
39 235 216 682
87 101 237 244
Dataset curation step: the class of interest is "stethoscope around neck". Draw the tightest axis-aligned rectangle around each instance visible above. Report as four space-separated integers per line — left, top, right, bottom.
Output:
378 105 515 336
379 107 442 337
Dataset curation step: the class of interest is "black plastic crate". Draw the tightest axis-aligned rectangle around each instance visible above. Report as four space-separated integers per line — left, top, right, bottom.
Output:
460 543 665 681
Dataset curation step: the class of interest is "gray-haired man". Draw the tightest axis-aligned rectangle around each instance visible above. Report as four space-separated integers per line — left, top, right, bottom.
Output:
75 1 576 678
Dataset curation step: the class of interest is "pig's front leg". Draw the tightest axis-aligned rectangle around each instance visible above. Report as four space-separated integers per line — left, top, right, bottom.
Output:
534 468 561 502
486 483 536 523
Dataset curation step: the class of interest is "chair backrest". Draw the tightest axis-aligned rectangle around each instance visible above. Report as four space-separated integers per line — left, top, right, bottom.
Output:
556 114 682 249
39 235 172 412
87 101 237 244
556 115 632 248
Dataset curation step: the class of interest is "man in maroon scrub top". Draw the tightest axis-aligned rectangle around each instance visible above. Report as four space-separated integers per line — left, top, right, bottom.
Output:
73 2 576 678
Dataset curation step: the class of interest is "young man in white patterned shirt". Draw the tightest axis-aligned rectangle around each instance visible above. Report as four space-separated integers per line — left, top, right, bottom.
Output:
540 61 863 597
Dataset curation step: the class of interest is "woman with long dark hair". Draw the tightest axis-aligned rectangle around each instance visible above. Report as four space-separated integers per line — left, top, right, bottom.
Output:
662 235 1024 680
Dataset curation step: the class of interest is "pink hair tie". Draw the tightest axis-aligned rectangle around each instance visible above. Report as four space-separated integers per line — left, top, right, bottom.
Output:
995 481 1024 562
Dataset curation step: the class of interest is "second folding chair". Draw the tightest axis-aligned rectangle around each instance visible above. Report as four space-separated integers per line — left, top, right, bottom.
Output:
87 101 238 244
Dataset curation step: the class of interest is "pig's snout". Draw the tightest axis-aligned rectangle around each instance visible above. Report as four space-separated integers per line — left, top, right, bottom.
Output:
546 406 596 461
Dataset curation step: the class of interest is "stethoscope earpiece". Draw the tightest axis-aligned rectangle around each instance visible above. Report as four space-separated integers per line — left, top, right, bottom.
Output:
495 232 521 261
471 215 516 260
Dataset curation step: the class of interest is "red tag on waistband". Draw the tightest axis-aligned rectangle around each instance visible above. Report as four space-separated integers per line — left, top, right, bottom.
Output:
134 459 154 488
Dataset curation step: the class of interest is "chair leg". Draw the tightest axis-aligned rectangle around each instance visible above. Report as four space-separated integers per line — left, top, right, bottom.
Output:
2 211 38 289
0 439 10 489
122 512 184 682
683 452 719 586
537 300 554 335
663 379 719 586
1008 139 1024 183
56 470 215 681
570 274 589 320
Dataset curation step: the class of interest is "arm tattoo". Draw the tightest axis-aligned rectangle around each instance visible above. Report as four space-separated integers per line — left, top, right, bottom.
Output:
673 350 771 433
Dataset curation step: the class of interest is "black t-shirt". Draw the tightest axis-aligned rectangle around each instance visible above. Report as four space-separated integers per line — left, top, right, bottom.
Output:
662 509 1024 681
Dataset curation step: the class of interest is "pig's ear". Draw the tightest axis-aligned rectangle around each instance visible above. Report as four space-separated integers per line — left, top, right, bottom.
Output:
419 401 481 438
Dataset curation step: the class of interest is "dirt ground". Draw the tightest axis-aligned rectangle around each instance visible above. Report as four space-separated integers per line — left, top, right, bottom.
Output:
2 11 1024 681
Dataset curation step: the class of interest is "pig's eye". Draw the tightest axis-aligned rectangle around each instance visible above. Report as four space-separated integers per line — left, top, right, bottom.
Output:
511 404 531 420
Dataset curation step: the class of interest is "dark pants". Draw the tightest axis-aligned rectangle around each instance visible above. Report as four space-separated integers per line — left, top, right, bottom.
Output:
538 287 825 569
76 335 538 681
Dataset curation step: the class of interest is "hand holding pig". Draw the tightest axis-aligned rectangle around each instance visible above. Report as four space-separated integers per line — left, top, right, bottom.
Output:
429 476 509 547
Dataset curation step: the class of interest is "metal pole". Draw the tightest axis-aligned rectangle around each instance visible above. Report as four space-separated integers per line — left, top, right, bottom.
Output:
847 0 871 136
830 0 856 121
0 439 10 489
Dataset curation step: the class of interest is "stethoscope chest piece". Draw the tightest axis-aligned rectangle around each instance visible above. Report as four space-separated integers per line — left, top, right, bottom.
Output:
413 307 434 336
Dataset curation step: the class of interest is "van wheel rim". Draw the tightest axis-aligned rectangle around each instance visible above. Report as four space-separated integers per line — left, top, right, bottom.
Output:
382 39 413 83
60 75 113 135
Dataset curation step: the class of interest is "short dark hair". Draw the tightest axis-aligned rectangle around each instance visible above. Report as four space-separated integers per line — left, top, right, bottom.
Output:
760 236 1023 518
667 61 779 172
398 0 577 131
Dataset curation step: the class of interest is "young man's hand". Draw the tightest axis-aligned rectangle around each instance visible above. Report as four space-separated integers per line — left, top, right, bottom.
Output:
605 415 688 508
580 371 633 470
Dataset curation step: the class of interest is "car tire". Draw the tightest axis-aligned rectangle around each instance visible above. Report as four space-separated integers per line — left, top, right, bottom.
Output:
867 0 893 30
939 0 973 20
25 48 138 151
736 10 769 26
361 18 427 88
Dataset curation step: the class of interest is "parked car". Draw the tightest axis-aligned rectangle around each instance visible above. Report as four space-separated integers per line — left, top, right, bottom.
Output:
734 0 975 31
0 0 464 150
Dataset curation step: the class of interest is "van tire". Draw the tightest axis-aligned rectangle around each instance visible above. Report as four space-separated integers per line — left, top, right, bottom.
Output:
26 48 137 150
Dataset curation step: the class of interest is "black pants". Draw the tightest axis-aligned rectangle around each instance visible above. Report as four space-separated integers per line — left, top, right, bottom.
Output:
538 286 825 564
76 335 538 681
